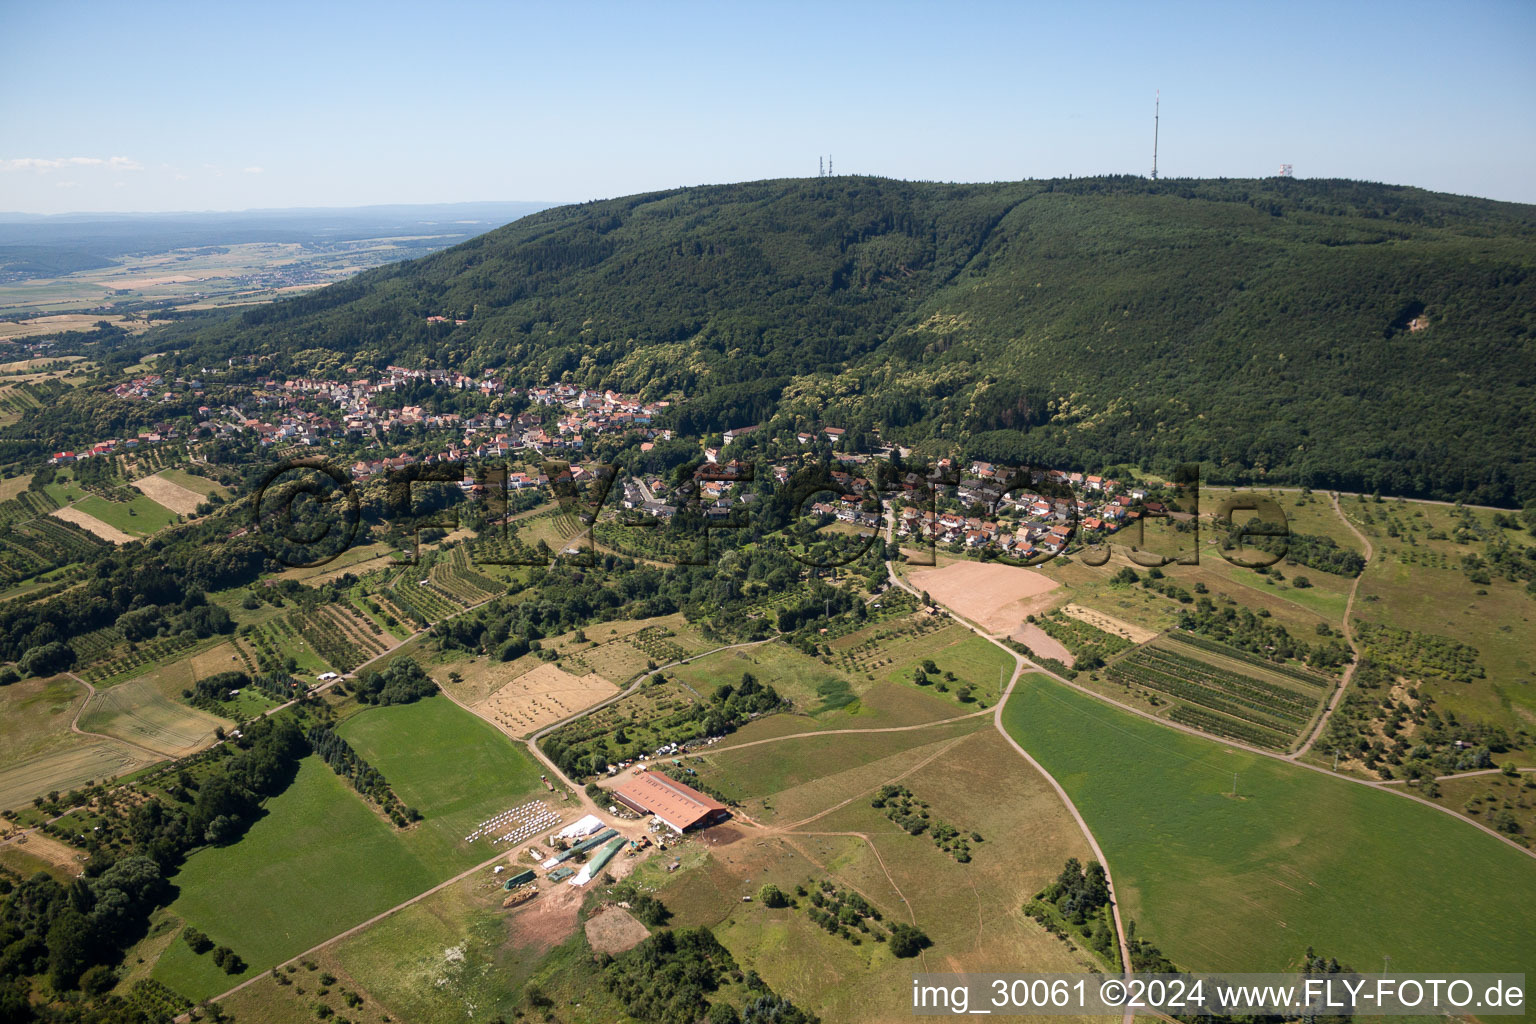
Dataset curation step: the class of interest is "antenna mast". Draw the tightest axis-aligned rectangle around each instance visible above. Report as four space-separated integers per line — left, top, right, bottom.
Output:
1151 90 1160 180
819 156 824 177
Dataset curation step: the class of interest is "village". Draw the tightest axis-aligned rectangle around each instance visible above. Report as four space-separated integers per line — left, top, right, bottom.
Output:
54 360 1166 564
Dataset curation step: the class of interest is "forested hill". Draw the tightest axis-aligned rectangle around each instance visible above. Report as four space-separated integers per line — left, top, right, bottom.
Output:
151 176 1536 503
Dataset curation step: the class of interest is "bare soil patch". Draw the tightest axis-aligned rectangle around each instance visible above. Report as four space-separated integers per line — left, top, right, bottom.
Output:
130 473 204 515
51 505 134 544
1 831 86 877
1012 623 1074 666
1061 602 1158 643
510 875 585 954
472 661 620 737
584 906 650 954
908 561 1060 634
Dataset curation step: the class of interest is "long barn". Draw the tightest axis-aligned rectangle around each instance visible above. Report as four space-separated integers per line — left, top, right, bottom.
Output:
612 772 729 833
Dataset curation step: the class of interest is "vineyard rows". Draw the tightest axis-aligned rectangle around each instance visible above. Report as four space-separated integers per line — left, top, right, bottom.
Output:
1107 643 1324 746
1164 630 1332 687
286 603 390 674
1169 705 1292 750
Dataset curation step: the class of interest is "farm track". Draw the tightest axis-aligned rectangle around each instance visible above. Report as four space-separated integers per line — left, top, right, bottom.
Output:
1290 492 1374 759
64 673 168 761
186 843 521 1018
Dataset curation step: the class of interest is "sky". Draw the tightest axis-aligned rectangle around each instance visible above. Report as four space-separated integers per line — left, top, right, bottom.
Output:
2 0 1533 214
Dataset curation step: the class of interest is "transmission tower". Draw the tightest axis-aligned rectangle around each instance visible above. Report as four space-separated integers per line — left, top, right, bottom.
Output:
1151 90 1160 180
1278 163 1294 177
819 156 824 177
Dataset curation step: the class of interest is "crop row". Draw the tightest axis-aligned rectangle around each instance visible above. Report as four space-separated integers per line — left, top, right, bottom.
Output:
389 569 464 623
1132 647 1318 716
1163 630 1331 687
68 626 125 665
1168 705 1292 750
1109 650 1313 726
1036 614 1134 659
287 607 377 674
1109 658 1306 732
81 633 200 683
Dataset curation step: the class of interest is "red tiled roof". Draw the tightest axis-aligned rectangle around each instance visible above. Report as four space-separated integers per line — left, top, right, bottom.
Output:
613 772 727 831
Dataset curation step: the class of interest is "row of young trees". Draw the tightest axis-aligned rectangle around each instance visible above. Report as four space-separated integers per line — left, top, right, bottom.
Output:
0 715 307 1015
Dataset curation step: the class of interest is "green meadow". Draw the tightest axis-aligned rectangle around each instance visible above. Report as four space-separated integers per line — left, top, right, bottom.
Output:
1001 675 1536 975
153 697 547 1000
74 493 178 536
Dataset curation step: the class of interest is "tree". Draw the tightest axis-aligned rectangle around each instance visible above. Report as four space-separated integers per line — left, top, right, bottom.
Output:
19 640 74 677
758 884 788 908
887 923 932 958
46 908 95 990
708 1003 742 1024
183 926 214 954
80 964 118 996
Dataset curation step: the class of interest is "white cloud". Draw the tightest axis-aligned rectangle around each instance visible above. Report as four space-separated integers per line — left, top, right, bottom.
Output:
1 155 143 173
242 166 264 175
55 180 79 189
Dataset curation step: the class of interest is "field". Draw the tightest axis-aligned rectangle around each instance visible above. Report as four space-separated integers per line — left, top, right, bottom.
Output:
0 473 29 502
0 742 153 814
76 676 230 757
0 315 158 339
907 560 1061 634
130 472 209 515
0 675 89 764
1101 633 1331 750
1339 495 1536 746
154 697 554 1001
694 720 987 821
72 492 178 536
671 641 863 714
1059 602 1157 643
155 466 229 497
50 503 136 543
471 661 620 737
0 237 472 316
0 675 157 810
1001 674 1536 974
639 726 1105 1023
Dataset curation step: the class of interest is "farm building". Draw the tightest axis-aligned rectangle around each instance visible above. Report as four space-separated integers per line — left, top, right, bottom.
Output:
611 773 729 833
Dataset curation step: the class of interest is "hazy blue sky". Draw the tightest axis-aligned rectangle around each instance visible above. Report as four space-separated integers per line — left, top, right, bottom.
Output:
3 0 1533 213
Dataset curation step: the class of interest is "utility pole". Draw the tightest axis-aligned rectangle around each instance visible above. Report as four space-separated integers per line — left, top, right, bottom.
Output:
1151 90 1160 180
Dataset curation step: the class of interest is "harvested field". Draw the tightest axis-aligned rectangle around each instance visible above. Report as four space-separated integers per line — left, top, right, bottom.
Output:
1012 623 1074 666
908 560 1060 634
130 473 204 515
473 662 620 737
0 743 153 812
584 906 650 954
1060 602 1158 643
77 677 228 757
50 504 135 544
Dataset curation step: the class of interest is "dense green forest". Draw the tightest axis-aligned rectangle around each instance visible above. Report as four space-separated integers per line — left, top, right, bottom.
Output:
134 176 1536 503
